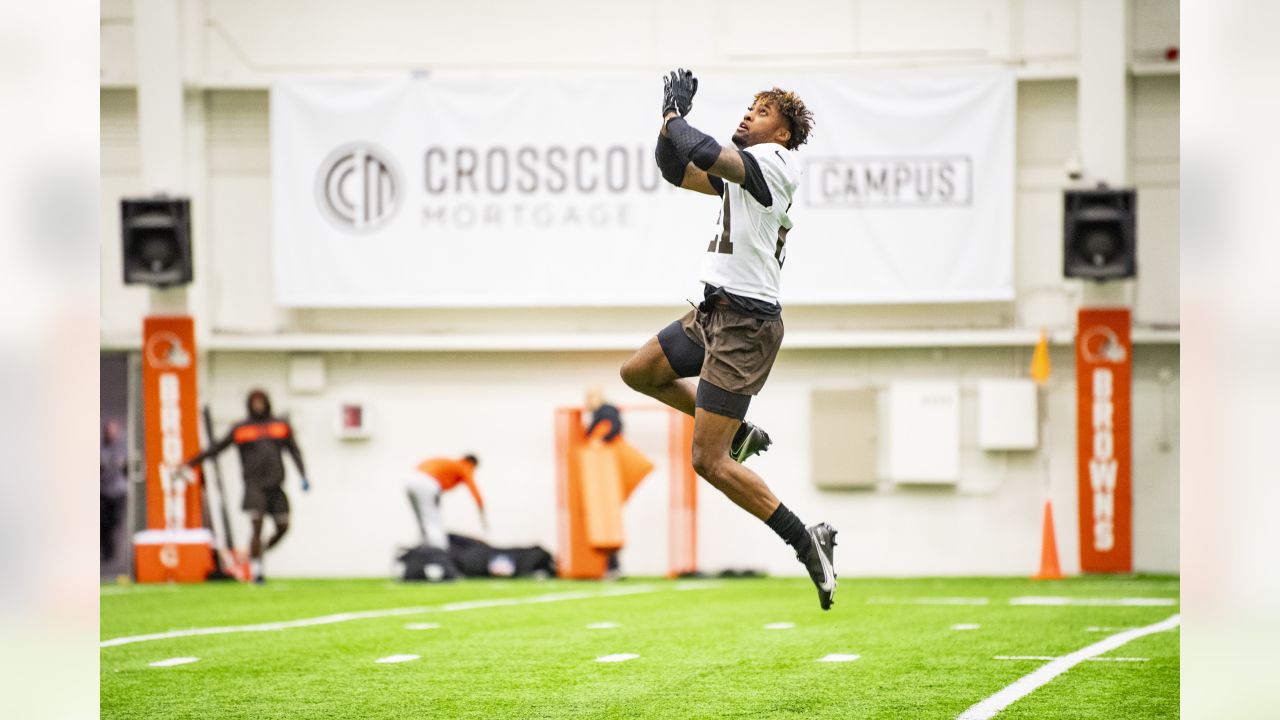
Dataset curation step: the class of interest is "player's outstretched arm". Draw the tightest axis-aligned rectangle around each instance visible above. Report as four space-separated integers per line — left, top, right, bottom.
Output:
656 66 752 186
656 130 720 196
655 69 721 196
182 431 233 468
657 67 747 185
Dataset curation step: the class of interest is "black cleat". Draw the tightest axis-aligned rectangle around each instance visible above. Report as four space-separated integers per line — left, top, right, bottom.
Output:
730 422 773 463
799 523 838 610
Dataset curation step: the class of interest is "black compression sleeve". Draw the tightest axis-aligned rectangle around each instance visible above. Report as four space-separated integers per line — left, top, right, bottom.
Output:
654 133 686 186
664 117 721 171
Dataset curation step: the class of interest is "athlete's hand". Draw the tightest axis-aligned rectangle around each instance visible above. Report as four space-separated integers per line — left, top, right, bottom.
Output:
479 509 490 535
301 477 311 493
663 67 697 117
662 72 679 117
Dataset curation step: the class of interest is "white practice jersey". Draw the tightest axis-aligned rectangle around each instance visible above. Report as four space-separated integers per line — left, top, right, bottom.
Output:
699 142 800 304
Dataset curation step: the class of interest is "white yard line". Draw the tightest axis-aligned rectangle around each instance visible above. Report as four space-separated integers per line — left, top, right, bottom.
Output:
148 656 199 667
957 614 1180 720
867 597 991 606
101 585 670 649
375 654 420 664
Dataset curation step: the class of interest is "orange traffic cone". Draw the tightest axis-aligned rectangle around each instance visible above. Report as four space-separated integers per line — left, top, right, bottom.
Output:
1032 500 1064 580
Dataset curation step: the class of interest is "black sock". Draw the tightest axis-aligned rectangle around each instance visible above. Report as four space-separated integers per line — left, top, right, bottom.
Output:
765 503 812 555
731 422 750 448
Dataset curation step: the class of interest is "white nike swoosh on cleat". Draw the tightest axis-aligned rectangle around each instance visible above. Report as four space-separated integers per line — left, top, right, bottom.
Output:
810 528 836 592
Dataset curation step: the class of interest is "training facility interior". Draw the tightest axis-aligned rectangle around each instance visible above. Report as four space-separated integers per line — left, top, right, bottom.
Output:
100 0 1179 580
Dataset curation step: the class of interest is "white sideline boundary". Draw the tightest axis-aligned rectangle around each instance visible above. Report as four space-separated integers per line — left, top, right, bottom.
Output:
956 614 1180 720
994 655 1150 663
101 585 666 649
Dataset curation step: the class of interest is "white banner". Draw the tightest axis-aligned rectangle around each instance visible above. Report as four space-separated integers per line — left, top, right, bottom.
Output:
271 70 1014 306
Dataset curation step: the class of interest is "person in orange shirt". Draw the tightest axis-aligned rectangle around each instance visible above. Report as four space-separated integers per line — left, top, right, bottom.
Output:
406 454 486 550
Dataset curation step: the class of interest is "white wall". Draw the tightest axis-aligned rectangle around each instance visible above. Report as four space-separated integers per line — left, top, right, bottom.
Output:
100 0 1180 577
195 343 1178 578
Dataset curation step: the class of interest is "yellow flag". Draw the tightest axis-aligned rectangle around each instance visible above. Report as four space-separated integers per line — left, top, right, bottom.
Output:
1030 329 1051 385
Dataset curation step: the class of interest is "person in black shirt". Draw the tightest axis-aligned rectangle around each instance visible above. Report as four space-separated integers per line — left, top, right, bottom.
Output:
180 389 309 583
585 387 623 444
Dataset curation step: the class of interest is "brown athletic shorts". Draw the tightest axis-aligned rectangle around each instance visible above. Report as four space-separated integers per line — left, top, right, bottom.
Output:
677 294 784 396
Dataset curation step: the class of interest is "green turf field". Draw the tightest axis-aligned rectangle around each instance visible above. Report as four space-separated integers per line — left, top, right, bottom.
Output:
100 575 1179 719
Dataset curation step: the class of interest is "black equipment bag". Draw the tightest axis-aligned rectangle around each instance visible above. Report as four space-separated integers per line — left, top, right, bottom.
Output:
445 534 556 578
398 545 461 582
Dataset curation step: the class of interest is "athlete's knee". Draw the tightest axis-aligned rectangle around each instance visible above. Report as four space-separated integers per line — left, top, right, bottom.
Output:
620 354 652 391
272 522 290 539
690 444 730 482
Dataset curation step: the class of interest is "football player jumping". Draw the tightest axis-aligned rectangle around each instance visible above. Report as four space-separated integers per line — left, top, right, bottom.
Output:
620 69 838 610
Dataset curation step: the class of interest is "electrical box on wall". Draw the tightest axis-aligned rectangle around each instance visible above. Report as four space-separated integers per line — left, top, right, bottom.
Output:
882 381 960 484
810 388 878 489
335 401 372 440
977 379 1038 450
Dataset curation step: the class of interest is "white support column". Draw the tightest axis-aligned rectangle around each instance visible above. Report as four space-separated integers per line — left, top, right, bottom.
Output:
1078 0 1129 185
133 0 188 312
1077 0 1131 306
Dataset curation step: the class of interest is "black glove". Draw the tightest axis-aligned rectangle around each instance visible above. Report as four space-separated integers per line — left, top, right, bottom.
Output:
662 67 698 117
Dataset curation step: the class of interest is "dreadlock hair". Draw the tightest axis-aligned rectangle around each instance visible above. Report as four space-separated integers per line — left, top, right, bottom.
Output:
754 87 814 150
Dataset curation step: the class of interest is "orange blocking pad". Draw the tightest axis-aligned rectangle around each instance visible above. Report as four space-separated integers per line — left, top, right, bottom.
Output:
575 436 657 550
614 437 655 501
577 440 627 551
134 528 214 583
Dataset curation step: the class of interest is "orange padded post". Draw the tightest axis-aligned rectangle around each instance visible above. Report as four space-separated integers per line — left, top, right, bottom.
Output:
668 411 697 577
555 408 607 579
555 405 695 579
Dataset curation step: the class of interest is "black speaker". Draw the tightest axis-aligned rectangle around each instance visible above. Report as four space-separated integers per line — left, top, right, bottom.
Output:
121 197 192 286
1063 188 1136 280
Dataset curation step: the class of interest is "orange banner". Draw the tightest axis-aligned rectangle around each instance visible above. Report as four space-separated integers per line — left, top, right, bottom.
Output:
141 316 203 530
1075 308 1132 573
